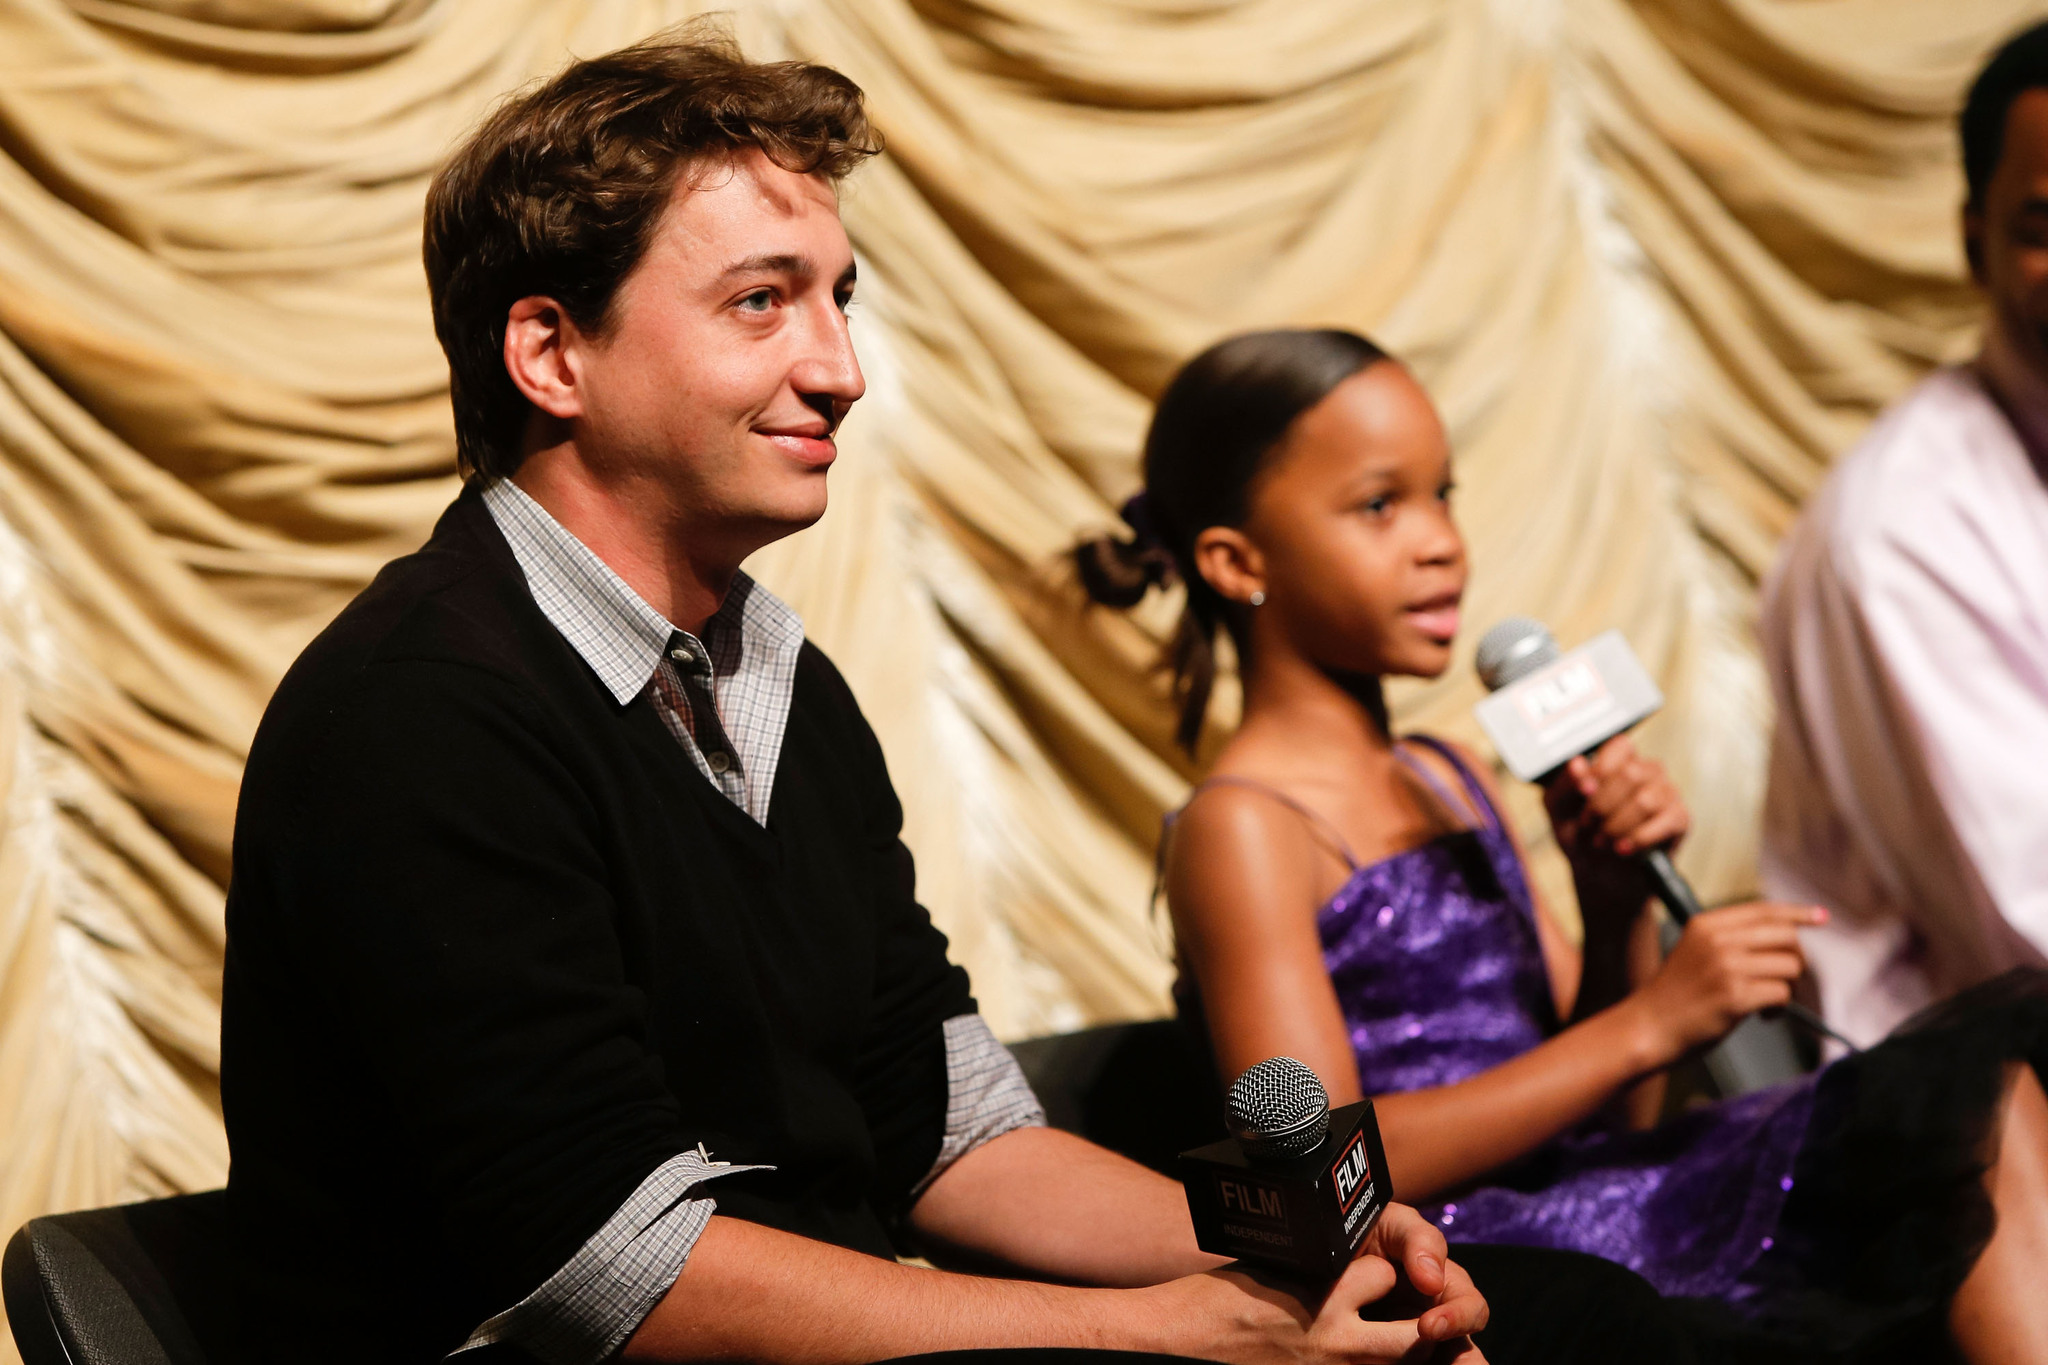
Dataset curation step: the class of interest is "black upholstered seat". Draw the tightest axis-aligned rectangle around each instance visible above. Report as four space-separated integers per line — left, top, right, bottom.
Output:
4 1191 241 1365
1007 1018 1223 1172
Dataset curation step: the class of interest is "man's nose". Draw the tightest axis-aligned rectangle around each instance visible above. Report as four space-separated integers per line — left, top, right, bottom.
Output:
793 299 866 407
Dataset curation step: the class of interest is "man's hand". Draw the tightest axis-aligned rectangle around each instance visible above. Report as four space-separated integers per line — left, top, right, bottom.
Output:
629 1204 1486 1365
1361 1202 1488 1348
1143 1204 1486 1365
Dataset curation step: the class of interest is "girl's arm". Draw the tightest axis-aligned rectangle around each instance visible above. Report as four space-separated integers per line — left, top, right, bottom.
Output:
1444 738 1671 1124
1540 736 1690 1022
1167 784 1819 1205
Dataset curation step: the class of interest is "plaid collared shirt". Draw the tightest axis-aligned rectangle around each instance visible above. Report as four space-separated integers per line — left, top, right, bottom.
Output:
483 478 801 824
458 481 1044 1365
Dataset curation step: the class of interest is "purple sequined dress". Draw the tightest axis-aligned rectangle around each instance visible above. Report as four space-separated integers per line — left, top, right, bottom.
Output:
1184 736 2048 1353
1317 737 1812 1301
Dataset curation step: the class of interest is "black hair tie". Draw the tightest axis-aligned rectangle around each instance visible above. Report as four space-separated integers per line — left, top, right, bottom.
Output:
1119 492 1176 588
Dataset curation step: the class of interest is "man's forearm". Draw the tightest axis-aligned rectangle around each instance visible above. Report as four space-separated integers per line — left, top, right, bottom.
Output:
625 1129 1222 1363
623 1141 1496 1365
908 1126 1225 1287
620 1212 1172 1364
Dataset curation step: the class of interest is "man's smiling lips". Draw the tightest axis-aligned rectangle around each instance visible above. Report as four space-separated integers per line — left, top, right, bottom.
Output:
757 420 837 467
1405 591 1462 644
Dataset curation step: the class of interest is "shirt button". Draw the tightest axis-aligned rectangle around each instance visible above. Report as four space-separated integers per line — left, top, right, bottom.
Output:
706 751 733 775
670 643 697 666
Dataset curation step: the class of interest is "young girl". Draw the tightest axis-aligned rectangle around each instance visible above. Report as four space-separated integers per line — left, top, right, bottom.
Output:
1078 329 2048 1364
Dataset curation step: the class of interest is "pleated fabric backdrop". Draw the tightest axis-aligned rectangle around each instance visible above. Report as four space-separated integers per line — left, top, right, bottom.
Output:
0 0 2025 1342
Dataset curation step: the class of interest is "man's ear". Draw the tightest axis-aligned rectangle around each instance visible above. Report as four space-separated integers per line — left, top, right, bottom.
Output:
1964 204 1988 288
503 296 586 420
1192 526 1266 608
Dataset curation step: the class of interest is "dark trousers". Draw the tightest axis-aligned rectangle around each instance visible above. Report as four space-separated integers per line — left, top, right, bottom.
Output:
1458 1243 1696 1364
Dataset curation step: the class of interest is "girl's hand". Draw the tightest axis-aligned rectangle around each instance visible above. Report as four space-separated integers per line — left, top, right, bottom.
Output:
1632 902 1826 1063
1543 736 1689 862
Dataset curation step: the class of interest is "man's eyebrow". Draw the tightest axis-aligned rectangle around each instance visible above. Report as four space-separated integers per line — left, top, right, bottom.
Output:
715 252 813 284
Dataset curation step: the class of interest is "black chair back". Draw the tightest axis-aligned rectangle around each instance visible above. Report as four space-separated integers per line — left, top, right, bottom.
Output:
1008 1018 1223 1173
4 1191 240 1365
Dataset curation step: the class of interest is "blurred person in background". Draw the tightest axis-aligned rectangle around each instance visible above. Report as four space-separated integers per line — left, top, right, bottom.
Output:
1760 22 2048 1047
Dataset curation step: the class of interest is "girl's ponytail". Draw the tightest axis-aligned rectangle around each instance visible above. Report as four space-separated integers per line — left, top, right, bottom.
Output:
1074 495 1177 609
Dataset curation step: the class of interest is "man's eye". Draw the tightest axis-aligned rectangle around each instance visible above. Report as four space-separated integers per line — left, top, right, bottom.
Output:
1438 482 1456 503
738 289 776 312
1363 495 1393 516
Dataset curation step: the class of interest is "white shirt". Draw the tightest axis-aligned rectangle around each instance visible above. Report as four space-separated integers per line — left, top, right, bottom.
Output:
1759 359 2048 1048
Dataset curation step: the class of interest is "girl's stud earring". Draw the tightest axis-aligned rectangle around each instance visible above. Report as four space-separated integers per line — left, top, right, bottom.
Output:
1248 591 1266 607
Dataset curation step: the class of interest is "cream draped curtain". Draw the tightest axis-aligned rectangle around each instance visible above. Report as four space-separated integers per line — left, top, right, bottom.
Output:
0 0 2025 1337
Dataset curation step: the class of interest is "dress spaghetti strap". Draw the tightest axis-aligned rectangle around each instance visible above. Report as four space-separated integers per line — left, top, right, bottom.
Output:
1157 742 1502 913
1180 775 1362 872
1399 735 1503 835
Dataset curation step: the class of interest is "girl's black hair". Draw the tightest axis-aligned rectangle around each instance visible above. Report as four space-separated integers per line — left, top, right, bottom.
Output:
1075 328 1389 753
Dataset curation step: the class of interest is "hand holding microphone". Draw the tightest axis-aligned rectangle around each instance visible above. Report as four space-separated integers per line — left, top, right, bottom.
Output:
1472 617 1853 1052
1181 1058 1392 1282
1176 1059 1486 1362
1546 739 1688 865
1636 900 1828 1061
1531 733 1829 1058
1473 619 1708 924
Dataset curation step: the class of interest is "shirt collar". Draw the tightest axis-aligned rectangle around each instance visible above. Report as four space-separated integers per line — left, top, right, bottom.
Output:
1978 320 2048 484
480 478 798 705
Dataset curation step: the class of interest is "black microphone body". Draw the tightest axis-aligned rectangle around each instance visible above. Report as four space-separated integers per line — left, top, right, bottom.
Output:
1641 846 1707 925
1180 1058 1392 1282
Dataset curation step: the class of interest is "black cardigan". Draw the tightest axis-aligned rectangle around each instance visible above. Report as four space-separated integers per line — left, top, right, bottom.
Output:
221 487 973 1361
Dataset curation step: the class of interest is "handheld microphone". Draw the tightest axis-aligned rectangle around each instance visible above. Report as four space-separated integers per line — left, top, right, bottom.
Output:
1180 1058 1391 1281
1472 616 1853 1050
1472 617 1704 923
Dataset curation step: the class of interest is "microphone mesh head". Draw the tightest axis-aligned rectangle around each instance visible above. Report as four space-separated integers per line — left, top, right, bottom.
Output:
1226 1057 1330 1160
1475 616 1561 692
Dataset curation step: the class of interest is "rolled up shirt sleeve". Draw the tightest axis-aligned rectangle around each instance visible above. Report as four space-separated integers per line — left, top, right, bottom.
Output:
1852 528 2048 954
915 1013 1047 1197
452 1147 768 1365
1767 463 2048 1031
459 1015 1039 1365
